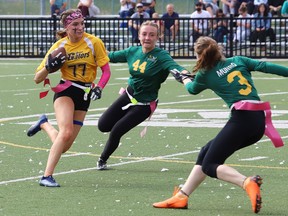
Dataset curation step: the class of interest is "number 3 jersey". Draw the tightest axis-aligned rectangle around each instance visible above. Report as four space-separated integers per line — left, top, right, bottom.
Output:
36 32 109 83
108 46 186 103
185 56 288 108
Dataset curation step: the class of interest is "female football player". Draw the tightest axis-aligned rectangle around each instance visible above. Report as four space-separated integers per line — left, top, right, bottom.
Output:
27 9 111 187
96 21 190 170
153 36 288 214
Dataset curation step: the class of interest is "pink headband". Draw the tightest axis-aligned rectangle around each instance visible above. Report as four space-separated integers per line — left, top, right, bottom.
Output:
64 11 83 27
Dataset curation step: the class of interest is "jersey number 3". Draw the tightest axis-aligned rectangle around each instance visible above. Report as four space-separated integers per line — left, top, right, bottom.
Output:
227 71 252 96
133 60 147 73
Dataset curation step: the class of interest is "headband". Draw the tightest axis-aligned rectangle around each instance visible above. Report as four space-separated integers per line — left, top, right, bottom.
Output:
64 10 83 28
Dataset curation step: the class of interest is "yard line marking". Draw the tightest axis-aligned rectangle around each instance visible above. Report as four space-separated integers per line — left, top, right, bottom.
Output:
160 91 288 106
0 150 200 185
0 140 98 155
1 147 288 186
62 153 93 157
239 156 268 161
258 135 288 143
1 136 288 186
0 88 43 93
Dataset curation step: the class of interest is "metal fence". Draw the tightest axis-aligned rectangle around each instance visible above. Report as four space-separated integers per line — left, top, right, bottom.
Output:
1 15 288 59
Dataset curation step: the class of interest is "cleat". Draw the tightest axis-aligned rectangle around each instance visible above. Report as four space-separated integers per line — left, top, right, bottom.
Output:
96 158 107 170
39 175 60 187
244 175 263 213
27 114 48 137
153 194 188 209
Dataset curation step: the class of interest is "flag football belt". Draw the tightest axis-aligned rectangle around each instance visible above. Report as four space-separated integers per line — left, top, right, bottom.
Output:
232 100 284 148
119 87 157 137
40 78 93 101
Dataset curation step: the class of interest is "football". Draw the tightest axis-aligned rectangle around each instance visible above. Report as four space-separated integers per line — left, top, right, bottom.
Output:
46 47 66 73
50 47 66 59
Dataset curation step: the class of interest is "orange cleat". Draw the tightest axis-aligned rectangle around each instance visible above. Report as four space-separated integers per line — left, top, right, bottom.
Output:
153 192 188 209
243 175 263 213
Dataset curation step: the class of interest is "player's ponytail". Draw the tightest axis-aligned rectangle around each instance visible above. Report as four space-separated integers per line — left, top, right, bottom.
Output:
193 36 225 73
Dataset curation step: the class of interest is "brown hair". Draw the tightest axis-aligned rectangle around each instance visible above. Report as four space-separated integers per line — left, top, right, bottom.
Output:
192 36 225 73
56 9 83 40
238 5 247 14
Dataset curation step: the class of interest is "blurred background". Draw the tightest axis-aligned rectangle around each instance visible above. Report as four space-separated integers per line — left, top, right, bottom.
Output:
0 0 197 15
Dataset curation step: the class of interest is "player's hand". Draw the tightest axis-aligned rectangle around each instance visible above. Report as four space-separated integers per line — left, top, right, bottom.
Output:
170 69 195 84
90 86 102 100
45 53 66 73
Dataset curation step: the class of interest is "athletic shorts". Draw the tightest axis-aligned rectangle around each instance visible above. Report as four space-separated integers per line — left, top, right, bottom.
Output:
53 80 91 111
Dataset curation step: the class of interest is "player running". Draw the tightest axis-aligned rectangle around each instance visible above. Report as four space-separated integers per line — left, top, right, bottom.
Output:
153 36 288 214
96 21 191 170
27 9 110 187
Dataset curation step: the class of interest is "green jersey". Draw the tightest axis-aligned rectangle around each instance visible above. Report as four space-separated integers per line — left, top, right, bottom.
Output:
186 56 288 108
108 46 186 103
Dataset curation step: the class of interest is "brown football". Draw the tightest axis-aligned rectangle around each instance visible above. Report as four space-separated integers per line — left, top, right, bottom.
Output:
50 47 66 61
47 47 66 73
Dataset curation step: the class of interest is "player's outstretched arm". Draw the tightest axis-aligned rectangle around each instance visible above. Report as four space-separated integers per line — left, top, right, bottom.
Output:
170 69 195 84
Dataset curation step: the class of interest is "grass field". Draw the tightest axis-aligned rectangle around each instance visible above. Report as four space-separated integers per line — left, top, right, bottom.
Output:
1 59 288 216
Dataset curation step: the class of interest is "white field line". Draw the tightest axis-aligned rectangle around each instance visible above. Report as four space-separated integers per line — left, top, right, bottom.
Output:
61 153 92 157
0 150 199 186
1 135 286 186
1 91 288 123
258 135 288 143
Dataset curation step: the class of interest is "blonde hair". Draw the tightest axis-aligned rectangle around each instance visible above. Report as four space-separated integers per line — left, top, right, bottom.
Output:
139 21 161 37
193 36 225 73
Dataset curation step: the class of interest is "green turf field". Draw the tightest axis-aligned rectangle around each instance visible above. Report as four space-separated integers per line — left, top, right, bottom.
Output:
1 59 288 216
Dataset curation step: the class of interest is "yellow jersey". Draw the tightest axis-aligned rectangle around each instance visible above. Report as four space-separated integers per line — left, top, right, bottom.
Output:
36 32 109 83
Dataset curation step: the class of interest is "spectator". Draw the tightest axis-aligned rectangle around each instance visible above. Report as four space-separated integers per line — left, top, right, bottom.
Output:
250 3 276 51
119 0 136 27
213 9 228 42
161 4 179 41
128 3 150 43
77 0 100 17
252 0 268 13
139 0 156 17
152 13 164 40
233 5 252 42
221 0 237 16
189 2 211 46
281 0 288 17
50 0 67 16
119 0 136 18
199 0 219 17
234 0 254 15
268 0 285 17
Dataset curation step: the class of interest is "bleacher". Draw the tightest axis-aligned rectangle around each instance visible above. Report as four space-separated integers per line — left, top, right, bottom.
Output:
0 15 287 59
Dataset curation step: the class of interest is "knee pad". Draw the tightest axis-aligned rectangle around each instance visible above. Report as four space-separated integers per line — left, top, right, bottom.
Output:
73 120 83 126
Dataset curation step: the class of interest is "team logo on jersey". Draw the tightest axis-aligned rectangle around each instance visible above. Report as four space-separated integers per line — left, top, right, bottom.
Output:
147 55 157 62
67 51 90 60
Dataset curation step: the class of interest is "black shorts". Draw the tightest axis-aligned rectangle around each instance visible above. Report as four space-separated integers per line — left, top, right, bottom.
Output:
53 80 91 111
